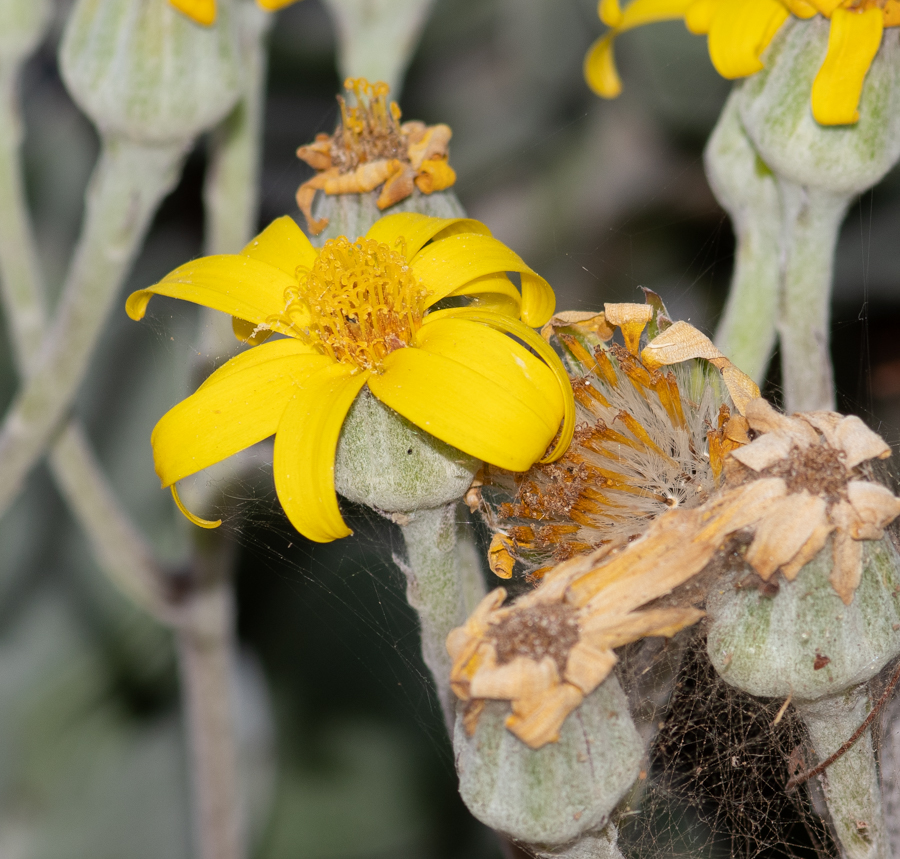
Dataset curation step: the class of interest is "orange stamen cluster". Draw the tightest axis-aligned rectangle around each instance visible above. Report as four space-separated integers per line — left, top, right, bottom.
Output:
291 236 427 372
478 305 736 580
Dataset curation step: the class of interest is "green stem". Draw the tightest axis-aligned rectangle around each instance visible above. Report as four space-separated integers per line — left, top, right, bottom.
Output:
534 825 626 859
322 0 436 96
707 90 781 385
776 180 849 413
175 547 243 859
399 503 469 724
0 63 171 619
797 688 887 859
0 135 186 519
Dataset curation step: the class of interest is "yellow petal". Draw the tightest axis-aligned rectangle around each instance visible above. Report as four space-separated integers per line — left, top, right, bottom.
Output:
811 7 883 125
427 307 576 462
411 233 555 327
584 35 623 98
256 0 299 9
600 0 625 27
782 0 817 18
619 0 695 27
240 215 318 278
273 364 369 543
416 317 564 425
232 316 273 346
171 485 221 529
126 255 303 337
809 0 842 15
685 0 720 33
708 0 789 78
168 0 215 25
152 340 331 487
369 326 567 472
364 213 491 261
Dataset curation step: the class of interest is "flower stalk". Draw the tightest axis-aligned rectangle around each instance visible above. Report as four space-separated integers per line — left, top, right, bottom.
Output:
0 137 188 520
322 0 436 95
707 91 781 386
796 689 887 859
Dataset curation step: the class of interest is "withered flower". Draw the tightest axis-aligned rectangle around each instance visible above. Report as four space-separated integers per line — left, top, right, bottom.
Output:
476 296 757 578
295 78 456 235
452 301 900 749
719 398 900 604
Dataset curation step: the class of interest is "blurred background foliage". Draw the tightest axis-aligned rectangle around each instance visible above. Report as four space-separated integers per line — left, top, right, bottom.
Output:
3 0 900 855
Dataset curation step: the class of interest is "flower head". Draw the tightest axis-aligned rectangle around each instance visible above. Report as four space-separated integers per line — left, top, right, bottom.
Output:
451 309 900 748
127 212 574 542
586 0 888 124
296 78 457 236
474 299 758 579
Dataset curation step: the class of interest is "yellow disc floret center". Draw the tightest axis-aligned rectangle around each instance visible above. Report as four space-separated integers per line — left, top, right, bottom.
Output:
298 236 428 372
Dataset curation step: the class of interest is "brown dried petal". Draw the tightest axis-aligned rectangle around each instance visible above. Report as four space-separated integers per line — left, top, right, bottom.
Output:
780 518 834 581
835 417 892 468
447 588 506 660
540 311 615 343
505 683 585 748
830 530 863 605
745 492 828 580
730 432 793 472
846 481 900 538
469 655 560 701
743 399 817 446
580 607 705 648
488 533 516 579
564 642 618 696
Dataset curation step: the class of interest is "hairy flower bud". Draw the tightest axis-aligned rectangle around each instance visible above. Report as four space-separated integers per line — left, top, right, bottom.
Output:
454 675 642 846
60 0 242 144
0 0 51 66
739 18 900 196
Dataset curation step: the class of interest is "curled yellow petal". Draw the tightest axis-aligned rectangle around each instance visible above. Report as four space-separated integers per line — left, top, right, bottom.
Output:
126 255 302 337
708 0 789 78
782 0 817 18
412 233 555 327
600 0 625 27
585 35 622 98
811 7 883 126
369 342 561 473
422 307 576 463
685 0 720 33
364 213 491 261
171 485 221 529
256 0 300 9
273 365 369 543
240 215 318 278
153 341 330 487
619 0 695 28
168 0 215 25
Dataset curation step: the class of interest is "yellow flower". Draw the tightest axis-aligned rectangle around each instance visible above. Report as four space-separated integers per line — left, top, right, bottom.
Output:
127 213 575 543
169 0 298 27
585 0 889 124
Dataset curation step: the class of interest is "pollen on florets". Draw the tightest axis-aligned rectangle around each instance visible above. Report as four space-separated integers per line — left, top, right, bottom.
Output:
287 236 428 372
479 302 739 579
331 79 406 172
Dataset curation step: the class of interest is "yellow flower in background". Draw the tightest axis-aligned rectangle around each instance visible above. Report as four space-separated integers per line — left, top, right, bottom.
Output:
169 0 298 28
127 213 574 543
585 0 889 124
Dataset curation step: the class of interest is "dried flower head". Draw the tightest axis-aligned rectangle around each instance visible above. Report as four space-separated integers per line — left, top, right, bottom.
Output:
295 78 457 236
451 302 900 748
475 295 757 579
718 398 900 604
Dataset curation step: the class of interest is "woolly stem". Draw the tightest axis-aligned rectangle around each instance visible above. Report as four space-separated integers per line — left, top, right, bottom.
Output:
0 135 186 519
176 547 243 859
399 503 469 724
776 180 849 413
797 687 888 859
0 62 171 619
322 0 436 96
707 90 781 385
